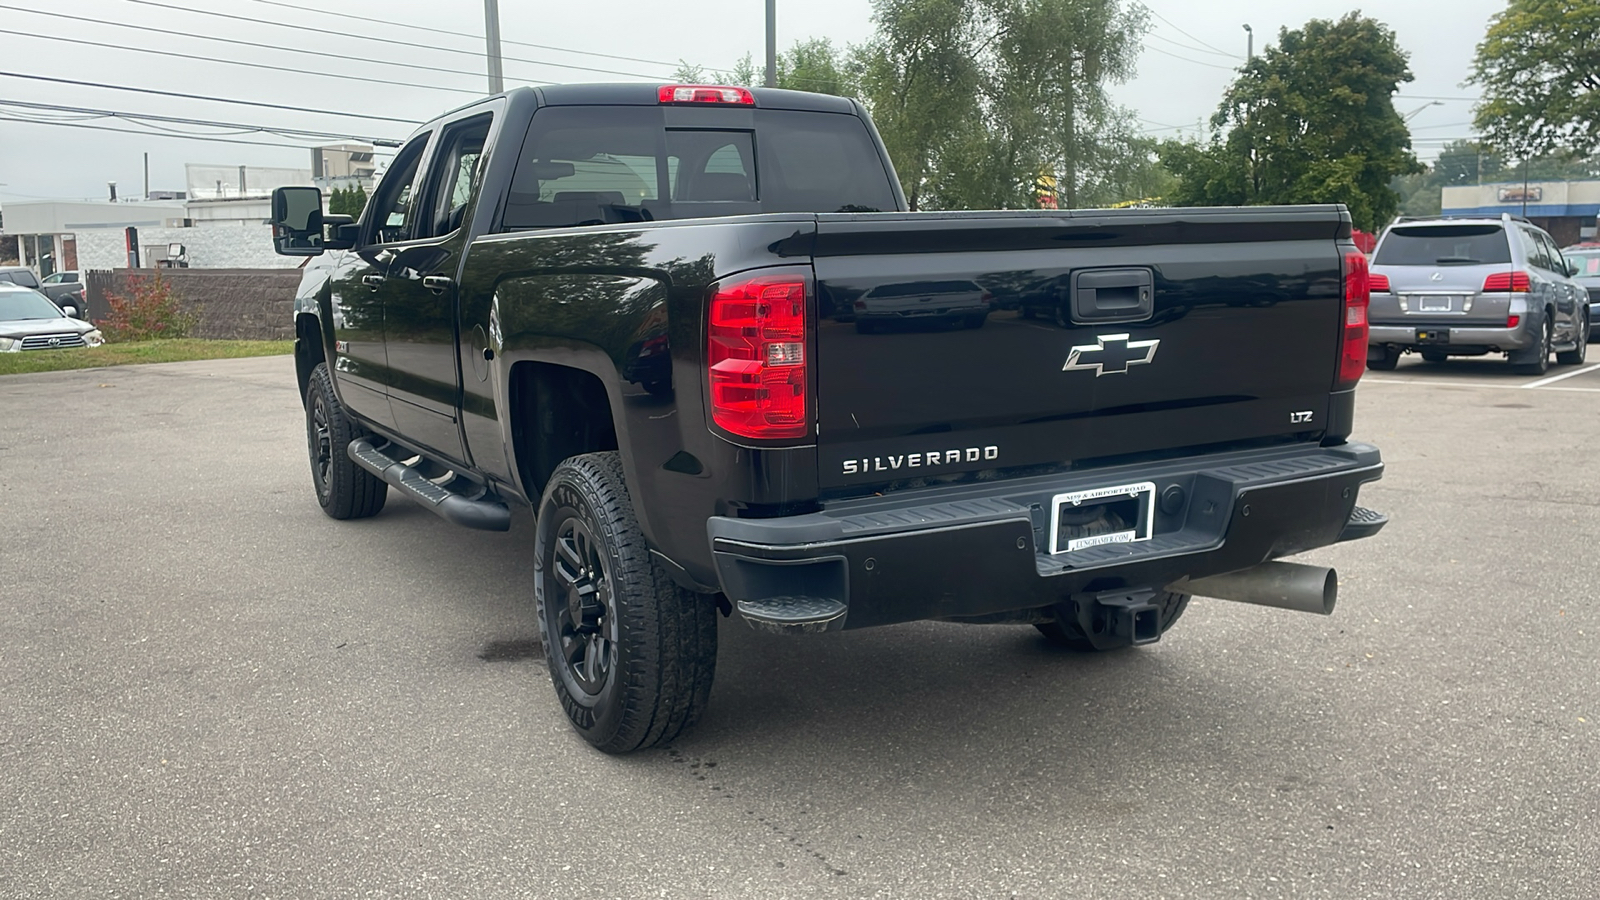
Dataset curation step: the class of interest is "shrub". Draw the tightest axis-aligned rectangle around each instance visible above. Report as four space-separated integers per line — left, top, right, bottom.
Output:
96 272 198 342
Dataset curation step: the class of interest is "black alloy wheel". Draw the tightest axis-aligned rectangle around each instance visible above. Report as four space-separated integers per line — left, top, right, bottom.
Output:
549 516 618 697
534 452 717 753
304 362 387 519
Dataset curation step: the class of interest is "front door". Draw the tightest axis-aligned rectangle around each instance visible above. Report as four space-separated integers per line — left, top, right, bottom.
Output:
380 112 496 464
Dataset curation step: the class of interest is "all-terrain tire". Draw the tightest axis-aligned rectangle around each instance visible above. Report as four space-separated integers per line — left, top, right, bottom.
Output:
305 362 387 520
534 451 717 753
1420 350 1449 364
1034 591 1191 651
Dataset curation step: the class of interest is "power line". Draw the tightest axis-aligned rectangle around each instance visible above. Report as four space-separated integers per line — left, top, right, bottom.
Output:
1 5 528 88
1147 10 1239 58
0 71 424 125
245 0 710 72
0 115 361 151
1148 29 1241 60
0 99 402 144
109 0 683 81
5 29 490 96
1143 43 1239 71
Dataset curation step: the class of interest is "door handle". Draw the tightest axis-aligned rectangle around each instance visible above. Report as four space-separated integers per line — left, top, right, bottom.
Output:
361 274 385 287
423 275 453 294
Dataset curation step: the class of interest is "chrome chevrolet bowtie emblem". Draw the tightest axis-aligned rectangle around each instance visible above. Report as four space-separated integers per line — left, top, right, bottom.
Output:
1062 333 1160 376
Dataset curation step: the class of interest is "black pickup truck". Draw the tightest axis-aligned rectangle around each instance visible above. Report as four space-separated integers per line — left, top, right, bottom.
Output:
270 83 1387 753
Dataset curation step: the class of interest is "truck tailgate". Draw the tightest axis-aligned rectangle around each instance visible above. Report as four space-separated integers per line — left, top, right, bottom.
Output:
812 208 1351 491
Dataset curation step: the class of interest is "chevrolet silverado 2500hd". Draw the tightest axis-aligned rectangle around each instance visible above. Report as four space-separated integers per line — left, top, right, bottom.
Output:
269 83 1387 753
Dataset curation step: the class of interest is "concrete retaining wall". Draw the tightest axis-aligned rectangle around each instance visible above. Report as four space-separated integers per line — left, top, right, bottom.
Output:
85 268 301 341
73 223 303 271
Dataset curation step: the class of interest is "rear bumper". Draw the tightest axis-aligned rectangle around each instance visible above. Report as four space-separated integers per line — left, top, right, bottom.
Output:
1370 323 1533 351
707 442 1384 632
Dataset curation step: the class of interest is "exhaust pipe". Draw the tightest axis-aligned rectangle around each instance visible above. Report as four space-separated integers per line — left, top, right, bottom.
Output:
1173 561 1337 616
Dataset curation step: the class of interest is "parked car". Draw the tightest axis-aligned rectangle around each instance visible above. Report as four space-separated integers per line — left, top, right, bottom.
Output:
1367 215 1588 374
1561 246 1600 342
266 82 1386 754
39 270 87 317
0 267 86 318
0 284 105 351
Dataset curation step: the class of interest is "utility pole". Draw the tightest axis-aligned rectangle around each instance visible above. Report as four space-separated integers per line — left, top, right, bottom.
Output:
143 152 149 201
1242 24 1253 61
765 0 777 88
484 0 504 94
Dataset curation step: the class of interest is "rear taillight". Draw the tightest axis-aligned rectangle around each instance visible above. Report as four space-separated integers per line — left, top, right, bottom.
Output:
1336 249 1369 392
1368 273 1390 294
658 84 755 105
707 271 810 440
1483 271 1531 293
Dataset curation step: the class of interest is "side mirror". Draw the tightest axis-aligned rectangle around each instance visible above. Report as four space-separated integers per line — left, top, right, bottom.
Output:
61 305 78 318
1569 260 1581 278
271 186 328 256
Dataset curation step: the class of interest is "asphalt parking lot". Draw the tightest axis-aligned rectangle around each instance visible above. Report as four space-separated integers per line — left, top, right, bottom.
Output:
2 355 1596 899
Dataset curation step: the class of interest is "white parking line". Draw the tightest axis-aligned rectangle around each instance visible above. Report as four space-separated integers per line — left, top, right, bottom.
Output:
1521 363 1600 389
1363 376 1600 393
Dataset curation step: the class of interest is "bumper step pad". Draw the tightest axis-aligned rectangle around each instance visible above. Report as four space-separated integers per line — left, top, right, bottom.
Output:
1338 506 1388 542
735 596 848 635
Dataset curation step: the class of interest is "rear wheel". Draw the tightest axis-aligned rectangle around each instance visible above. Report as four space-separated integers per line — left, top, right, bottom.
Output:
1034 591 1190 651
1420 349 1449 363
965 313 988 329
534 452 717 753
305 362 387 519
1367 346 1401 370
1557 312 1589 365
1514 317 1552 375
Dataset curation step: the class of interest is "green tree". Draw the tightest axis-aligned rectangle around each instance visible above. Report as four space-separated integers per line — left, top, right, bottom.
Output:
856 0 1149 211
1469 0 1600 158
347 184 368 218
1158 13 1420 232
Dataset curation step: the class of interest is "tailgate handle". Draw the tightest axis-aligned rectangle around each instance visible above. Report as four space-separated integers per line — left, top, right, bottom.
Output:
1072 268 1154 323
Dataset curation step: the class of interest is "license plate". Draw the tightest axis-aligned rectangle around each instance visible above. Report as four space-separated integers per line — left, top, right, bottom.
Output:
1416 328 1450 344
1417 295 1455 312
1048 481 1156 555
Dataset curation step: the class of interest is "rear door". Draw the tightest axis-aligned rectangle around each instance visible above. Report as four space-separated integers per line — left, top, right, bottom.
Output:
811 208 1349 492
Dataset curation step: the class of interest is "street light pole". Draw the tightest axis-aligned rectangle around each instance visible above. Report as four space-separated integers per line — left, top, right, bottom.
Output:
765 0 777 88
1242 24 1253 61
484 0 504 94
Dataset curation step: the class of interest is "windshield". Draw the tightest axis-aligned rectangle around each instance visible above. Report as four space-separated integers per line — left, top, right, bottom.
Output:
503 106 898 230
1566 250 1600 276
1374 225 1513 266
0 289 66 320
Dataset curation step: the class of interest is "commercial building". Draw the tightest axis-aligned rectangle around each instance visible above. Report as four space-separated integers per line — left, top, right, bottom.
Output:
1441 180 1600 246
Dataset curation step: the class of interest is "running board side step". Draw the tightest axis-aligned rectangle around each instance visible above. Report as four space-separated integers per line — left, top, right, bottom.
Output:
347 438 510 532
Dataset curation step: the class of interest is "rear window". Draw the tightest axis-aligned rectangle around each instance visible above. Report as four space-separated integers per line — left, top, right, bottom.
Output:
503 105 897 230
1375 225 1512 266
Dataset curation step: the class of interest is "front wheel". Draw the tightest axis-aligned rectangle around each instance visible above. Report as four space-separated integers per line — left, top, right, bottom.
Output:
1034 591 1190 651
305 362 387 519
534 452 717 753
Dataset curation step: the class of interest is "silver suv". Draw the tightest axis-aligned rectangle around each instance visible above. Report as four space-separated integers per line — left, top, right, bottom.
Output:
1366 214 1589 375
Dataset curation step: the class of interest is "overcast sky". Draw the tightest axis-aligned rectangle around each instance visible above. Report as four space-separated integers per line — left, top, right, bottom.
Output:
0 0 1508 204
